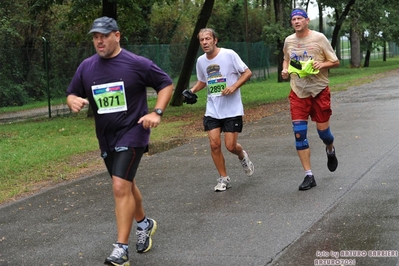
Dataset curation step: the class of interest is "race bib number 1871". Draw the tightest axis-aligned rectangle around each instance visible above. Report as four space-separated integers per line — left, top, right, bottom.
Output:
91 81 127 114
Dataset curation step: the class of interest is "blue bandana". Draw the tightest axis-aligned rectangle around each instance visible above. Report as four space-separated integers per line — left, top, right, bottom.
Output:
291 9 308 19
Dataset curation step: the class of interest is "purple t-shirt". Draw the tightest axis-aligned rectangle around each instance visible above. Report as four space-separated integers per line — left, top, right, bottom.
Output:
66 49 172 152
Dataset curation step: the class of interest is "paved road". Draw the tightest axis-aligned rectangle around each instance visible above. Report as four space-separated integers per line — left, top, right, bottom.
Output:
1 70 398 266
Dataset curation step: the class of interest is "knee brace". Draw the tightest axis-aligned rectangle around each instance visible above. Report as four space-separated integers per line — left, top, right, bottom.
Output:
317 127 334 145
293 121 309 150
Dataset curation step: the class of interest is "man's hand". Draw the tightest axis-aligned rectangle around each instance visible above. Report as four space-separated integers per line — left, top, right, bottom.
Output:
221 86 236 96
138 112 161 130
67 95 89 113
281 69 289 80
182 89 198 104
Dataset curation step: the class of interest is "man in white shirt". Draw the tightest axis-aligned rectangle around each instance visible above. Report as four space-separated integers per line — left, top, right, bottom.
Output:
185 28 254 192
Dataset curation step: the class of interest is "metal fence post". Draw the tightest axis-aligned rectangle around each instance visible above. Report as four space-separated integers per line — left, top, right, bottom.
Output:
42 37 51 118
340 37 344 67
154 37 159 64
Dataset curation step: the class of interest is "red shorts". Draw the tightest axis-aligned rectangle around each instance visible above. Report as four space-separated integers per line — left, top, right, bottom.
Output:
289 87 332 123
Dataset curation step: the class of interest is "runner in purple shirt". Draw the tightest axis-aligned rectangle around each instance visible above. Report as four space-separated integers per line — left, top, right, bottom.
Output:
66 16 173 266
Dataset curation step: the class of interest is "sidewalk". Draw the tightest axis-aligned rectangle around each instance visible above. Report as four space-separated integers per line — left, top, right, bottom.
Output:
0 69 398 266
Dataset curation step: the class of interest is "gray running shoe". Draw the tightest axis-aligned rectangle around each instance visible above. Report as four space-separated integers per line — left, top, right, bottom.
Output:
104 243 129 266
214 176 231 192
240 150 254 176
136 218 158 253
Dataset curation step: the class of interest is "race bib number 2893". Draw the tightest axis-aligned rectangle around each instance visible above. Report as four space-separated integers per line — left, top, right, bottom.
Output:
207 77 227 96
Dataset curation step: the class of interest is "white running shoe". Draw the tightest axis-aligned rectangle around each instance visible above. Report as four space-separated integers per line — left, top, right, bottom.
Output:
104 243 130 266
240 150 254 176
214 177 231 192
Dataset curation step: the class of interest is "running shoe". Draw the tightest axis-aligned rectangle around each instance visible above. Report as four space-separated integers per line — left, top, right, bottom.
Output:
136 218 157 253
104 243 129 266
326 147 338 172
240 150 254 176
299 175 317 191
214 177 231 192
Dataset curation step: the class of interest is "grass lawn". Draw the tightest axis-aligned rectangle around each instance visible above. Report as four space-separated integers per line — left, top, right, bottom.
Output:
0 57 398 205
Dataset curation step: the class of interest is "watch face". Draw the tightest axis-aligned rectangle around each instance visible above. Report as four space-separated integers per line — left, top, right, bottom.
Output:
154 108 163 116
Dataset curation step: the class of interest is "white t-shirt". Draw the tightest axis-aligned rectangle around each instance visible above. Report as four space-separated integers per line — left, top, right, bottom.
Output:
196 48 248 119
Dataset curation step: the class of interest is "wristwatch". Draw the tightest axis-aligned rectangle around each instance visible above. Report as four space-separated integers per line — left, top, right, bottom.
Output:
153 108 163 116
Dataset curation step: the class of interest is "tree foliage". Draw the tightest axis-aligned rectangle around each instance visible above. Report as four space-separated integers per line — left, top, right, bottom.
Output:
351 0 398 66
1 0 398 107
321 0 399 66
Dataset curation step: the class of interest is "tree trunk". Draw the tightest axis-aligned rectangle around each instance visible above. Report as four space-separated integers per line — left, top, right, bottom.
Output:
170 0 215 106
276 39 285 83
364 49 371 67
274 0 287 83
318 2 323 33
383 40 387 61
330 0 356 51
350 28 361 68
102 0 117 19
336 37 341 60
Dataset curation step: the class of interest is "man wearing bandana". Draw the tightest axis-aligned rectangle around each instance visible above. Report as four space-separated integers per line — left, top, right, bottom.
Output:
281 8 340 191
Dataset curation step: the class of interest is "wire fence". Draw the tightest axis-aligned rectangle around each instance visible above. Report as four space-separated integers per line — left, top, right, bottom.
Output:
1 40 398 124
0 41 276 123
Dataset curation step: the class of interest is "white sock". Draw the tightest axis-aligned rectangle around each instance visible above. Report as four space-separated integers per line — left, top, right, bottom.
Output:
305 170 313 176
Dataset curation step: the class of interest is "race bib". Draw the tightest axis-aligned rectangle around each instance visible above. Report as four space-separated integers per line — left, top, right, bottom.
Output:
207 77 227 97
91 81 127 114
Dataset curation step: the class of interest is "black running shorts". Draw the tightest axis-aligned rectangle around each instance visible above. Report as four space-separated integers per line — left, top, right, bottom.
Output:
203 116 243 133
103 147 145 182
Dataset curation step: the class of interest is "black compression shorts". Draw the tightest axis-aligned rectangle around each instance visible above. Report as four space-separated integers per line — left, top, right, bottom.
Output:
103 147 145 182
